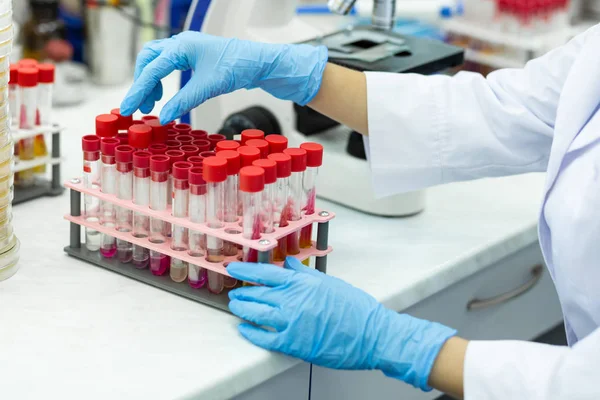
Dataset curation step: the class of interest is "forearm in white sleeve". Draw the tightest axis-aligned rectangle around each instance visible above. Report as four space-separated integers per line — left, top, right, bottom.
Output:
365 25 599 196
464 326 600 399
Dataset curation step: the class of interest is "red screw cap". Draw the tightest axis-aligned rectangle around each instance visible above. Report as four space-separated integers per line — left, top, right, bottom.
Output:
200 151 216 158
208 134 226 150
100 138 119 157
38 64 55 84
283 148 307 172
216 140 240 153
166 139 182 150
240 166 265 193
128 124 153 149
133 151 151 169
18 67 39 87
190 130 208 140
300 142 324 167
172 161 193 180
265 135 288 154
241 129 264 144
181 145 200 159
96 114 119 138
203 156 228 183
165 150 185 166
9 64 18 84
253 159 277 184
267 153 292 178
246 139 269 159
237 146 260 168
82 135 101 152
148 143 168 155
141 115 159 122
192 139 211 153
177 135 194 144
150 155 170 172
145 119 168 143
187 156 205 168
189 167 206 186
173 123 192 134
115 145 134 163
111 108 134 131
217 150 241 176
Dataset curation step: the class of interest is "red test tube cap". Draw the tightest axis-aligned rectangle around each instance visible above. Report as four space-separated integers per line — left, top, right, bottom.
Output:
217 150 241 176
19 59 38 68
166 139 181 150
237 146 260 168
216 140 240 153
165 150 185 165
18 67 38 87
208 134 226 150
241 129 264 144
265 135 288 154
38 64 55 83
200 151 215 158
173 123 192 134
142 115 159 122
193 139 211 152
203 156 228 183
253 159 277 184
116 132 129 145
145 119 168 143
181 145 200 159
267 153 292 178
96 114 119 138
246 139 269 159
100 137 119 156
190 130 208 140
177 135 194 144
148 143 168 155
300 142 324 167
240 166 265 193
115 145 134 163
111 108 134 131
187 156 205 168
133 151 151 169
82 135 101 152
172 161 193 180
128 124 153 149
283 148 307 172
150 155 170 172
189 167 206 185
9 64 18 84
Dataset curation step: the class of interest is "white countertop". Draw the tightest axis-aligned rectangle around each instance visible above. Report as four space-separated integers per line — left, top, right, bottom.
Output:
0 75 545 400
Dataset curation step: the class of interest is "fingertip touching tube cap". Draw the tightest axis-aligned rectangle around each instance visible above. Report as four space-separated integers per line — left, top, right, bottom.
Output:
203 156 228 183
300 142 324 167
100 138 119 156
115 145 135 163
190 130 208 140
148 143 168 155
111 108 134 131
267 153 292 178
128 124 153 149
216 140 240 153
241 129 265 144
208 134 226 150
18 67 39 87
172 161 193 180
240 166 265 193
96 114 119 138
217 150 241 176
181 145 200 159
38 64 55 83
133 151 151 169
187 156 204 168
165 150 185 166
82 135 101 152
284 148 307 172
246 139 269 159
150 155 170 172
189 167 206 186
253 159 277 184
237 146 261 168
145 119 168 143
265 135 288 154
193 139 211 153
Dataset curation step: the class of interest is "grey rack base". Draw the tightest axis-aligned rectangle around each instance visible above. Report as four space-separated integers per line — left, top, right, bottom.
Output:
14 180 64 205
64 245 232 312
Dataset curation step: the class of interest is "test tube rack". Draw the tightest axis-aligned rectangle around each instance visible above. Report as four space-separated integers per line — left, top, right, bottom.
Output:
63 178 334 312
13 125 65 204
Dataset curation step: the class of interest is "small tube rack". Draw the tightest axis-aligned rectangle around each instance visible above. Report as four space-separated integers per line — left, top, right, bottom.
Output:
63 178 334 312
13 124 65 204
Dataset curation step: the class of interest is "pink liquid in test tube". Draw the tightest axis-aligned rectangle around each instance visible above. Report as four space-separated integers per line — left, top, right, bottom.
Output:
252 159 277 237
99 138 120 258
283 148 307 256
132 151 151 269
115 145 135 263
149 155 171 276
82 135 102 252
240 166 266 263
267 153 292 262
299 143 323 249
170 161 193 283
188 167 207 289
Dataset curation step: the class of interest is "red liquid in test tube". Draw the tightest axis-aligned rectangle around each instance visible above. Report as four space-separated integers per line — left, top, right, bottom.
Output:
115 145 135 263
171 161 193 283
240 166 266 263
82 135 102 252
188 167 207 289
132 151 152 269
283 148 307 256
267 153 292 261
149 155 171 276
299 143 323 249
100 138 120 258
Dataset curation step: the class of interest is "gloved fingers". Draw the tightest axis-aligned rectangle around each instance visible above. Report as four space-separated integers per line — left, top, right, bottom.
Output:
226 262 294 288
159 73 207 124
237 322 282 351
284 256 322 276
229 300 288 332
139 95 156 115
228 286 281 308
133 38 169 81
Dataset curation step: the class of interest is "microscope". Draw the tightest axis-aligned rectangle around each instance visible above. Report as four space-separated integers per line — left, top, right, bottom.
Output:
186 0 463 216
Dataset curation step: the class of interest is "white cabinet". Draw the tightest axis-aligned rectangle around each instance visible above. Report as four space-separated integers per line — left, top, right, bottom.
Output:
310 243 563 400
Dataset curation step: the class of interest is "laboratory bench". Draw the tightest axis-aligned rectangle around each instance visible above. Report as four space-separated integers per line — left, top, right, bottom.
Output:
0 76 563 400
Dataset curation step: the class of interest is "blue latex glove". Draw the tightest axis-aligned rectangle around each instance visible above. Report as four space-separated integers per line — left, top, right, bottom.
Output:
227 258 457 391
120 31 328 124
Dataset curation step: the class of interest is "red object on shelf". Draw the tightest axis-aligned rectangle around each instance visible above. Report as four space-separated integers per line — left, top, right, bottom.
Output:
215 140 240 153
284 148 307 172
96 114 119 138
38 64 55 83
268 153 292 178
237 146 261 168
300 142 324 167
115 145 134 164
265 135 288 154
246 139 269 159
217 150 241 176
240 166 265 193
111 108 134 131
145 119 169 143
82 134 100 154
203 156 228 183
241 129 265 144
252 159 277 184
128 124 153 149
18 67 39 87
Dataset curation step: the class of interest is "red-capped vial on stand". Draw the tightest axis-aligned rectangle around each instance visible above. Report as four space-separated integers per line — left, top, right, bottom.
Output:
145 119 168 143
253 158 277 235
116 132 129 145
246 139 269 159
17 67 39 187
241 129 264 144
111 108 134 131
265 135 288 154
177 135 194 145
190 130 208 140
96 114 119 138
166 149 185 208
180 145 200 159
82 135 102 252
215 140 240 153
299 143 324 249
141 115 159 123
283 148 307 256
149 154 171 276
267 153 292 261
187 156 204 168
37 64 55 126
238 146 261 216
115 145 135 263
128 124 153 150
217 150 241 288
207 134 226 150
173 123 192 135
132 151 152 269
199 151 216 159
188 167 208 289
166 139 181 150
240 166 265 263
148 143 168 155
99 138 120 259
171 161 193 283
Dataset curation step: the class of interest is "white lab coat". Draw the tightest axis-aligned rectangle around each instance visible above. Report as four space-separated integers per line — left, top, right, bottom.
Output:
365 25 600 399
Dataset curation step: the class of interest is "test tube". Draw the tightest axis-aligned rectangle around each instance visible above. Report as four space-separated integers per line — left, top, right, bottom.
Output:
115 145 135 263
240 166 265 263
190 130 208 140
128 124 152 150
37 64 54 126
265 134 288 154
246 139 269 159
132 151 151 269
145 119 168 144
111 108 134 131
181 145 200 159
215 140 240 153
299 143 324 248
238 146 260 216
267 153 292 261
217 150 241 288
283 148 307 256
82 135 102 252
149 155 171 276
192 139 211 152
203 156 228 294
188 167 207 289
252 159 277 235
166 149 185 210
241 129 264 144
16 67 38 187
171 161 192 283
9 65 18 130
100 138 119 258
96 114 119 138
207 134 226 150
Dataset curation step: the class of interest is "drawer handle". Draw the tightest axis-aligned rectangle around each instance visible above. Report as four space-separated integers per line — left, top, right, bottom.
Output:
467 265 543 311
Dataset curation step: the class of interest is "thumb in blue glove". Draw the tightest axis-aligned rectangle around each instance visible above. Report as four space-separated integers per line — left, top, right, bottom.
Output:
120 31 328 124
227 258 456 391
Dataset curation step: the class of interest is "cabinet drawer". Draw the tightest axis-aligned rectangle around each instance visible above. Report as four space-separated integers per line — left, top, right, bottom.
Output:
311 243 563 400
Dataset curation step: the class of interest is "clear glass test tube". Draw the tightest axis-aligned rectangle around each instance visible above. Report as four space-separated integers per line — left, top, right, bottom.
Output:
217 150 241 288
149 155 171 276
115 145 135 263
132 151 151 269
299 143 323 249
16 67 39 187
100 138 119 259
33 64 54 177
253 159 277 238
237 146 261 217
267 153 292 262
283 148 307 256
170 161 192 283
188 167 207 289
203 156 228 294
82 135 101 252
240 166 265 263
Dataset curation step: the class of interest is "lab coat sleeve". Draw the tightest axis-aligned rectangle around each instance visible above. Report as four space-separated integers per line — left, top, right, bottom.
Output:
464 327 600 399
364 25 598 196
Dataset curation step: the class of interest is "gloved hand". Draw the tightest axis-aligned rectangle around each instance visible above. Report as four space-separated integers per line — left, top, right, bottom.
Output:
227 258 457 391
120 31 328 124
